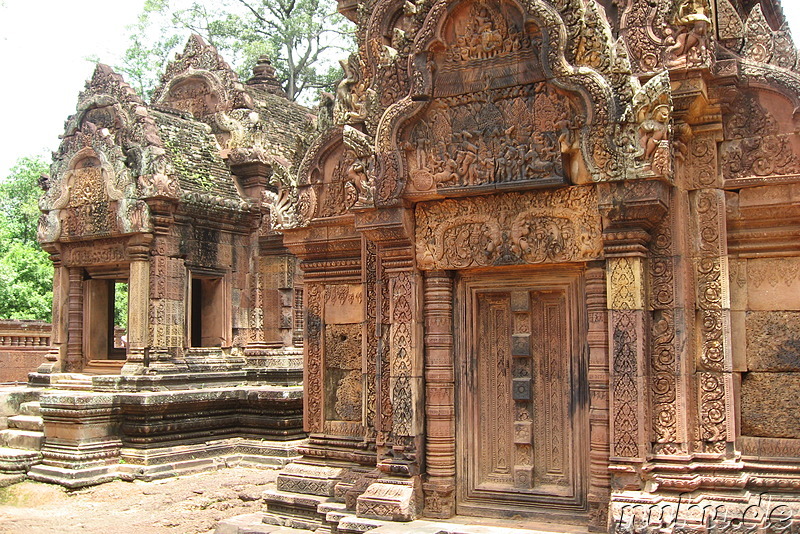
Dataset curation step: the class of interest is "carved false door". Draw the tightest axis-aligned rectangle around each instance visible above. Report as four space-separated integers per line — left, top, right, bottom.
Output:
458 272 586 517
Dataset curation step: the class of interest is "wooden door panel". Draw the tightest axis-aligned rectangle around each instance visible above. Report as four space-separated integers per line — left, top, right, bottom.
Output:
475 292 514 488
459 273 586 516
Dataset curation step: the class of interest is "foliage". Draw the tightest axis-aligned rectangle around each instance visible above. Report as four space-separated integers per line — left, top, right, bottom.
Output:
117 0 354 103
114 282 129 329
0 157 52 321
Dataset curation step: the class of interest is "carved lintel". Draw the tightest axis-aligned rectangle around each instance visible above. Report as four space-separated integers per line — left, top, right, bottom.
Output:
415 187 603 270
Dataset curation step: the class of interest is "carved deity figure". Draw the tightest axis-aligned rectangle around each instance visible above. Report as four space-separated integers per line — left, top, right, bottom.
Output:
334 57 367 124
346 154 374 206
639 104 671 162
667 0 712 66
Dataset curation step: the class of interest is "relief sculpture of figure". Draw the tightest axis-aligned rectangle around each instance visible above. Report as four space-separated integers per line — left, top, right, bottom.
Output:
639 104 670 162
347 155 374 206
334 57 367 124
666 0 712 66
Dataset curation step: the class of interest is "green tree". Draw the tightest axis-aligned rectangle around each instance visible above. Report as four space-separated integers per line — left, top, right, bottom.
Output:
118 0 353 103
0 157 53 321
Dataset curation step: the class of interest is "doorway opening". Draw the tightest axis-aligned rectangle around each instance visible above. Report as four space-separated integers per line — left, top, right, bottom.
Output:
189 274 227 348
83 270 129 373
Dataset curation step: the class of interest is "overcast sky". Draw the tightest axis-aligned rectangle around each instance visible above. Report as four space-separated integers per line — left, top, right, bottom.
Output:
1 1 800 179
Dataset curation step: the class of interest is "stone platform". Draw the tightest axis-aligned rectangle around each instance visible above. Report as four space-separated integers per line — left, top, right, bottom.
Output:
216 510 592 534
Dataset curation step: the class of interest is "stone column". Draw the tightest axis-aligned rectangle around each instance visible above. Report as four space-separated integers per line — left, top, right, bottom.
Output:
585 263 611 525
122 235 152 375
65 267 84 373
39 251 67 374
422 270 455 519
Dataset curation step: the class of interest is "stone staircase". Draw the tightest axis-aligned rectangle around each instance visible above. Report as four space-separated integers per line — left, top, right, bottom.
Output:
0 399 44 486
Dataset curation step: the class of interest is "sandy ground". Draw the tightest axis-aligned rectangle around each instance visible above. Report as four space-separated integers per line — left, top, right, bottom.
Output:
0 467 278 534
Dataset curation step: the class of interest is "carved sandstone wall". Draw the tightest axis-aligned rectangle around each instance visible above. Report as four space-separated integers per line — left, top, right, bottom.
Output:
0 321 51 383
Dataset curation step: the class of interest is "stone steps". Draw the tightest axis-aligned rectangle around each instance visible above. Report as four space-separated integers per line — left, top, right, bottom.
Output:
215 513 315 534
19 401 41 416
0 429 44 450
0 447 41 472
8 414 43 432
50 380 93 391
48 374 94 391
0 446 42 487
218 510 590 534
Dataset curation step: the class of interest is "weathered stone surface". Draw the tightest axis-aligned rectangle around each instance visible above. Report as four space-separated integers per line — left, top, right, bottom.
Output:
742 372 800 439
30 1 800 532
356 482 417 522
746 258 800 311
746 311 800 371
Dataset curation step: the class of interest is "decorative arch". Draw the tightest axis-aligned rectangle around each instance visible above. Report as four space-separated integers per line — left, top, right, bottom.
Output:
152 35 253 117
370 0 621 205
157 71 227 117
41 126 152 244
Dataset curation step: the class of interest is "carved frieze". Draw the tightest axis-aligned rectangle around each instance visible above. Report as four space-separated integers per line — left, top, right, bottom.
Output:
720 90 800 181
415 187 602 270
61 240 127 267
403 83 572 193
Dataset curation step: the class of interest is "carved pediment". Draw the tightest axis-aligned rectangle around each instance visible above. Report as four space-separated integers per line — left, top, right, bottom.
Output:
40 127 152 244
402 83 574 194
162 76 221 117
152 35 253 117
430 0 543 97
369 0 623 206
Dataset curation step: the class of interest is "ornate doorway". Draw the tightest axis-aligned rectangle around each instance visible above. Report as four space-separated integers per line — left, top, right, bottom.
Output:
456 268 587 518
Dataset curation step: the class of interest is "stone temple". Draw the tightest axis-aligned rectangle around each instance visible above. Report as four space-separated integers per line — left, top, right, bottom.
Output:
1 0 800 531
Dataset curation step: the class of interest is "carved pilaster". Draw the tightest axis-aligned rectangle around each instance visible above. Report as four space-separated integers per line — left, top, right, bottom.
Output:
690 187 735 454
304 281 324 434
422 270 455 519
379 256 423 478
65 267 85 373
43 251 68 373
648 188 694 457
607 257 648 464
599 180 669 484
363 239 378 432
122 235 152 376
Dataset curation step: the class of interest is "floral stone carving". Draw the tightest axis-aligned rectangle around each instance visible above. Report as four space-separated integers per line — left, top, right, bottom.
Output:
415 186 602 270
